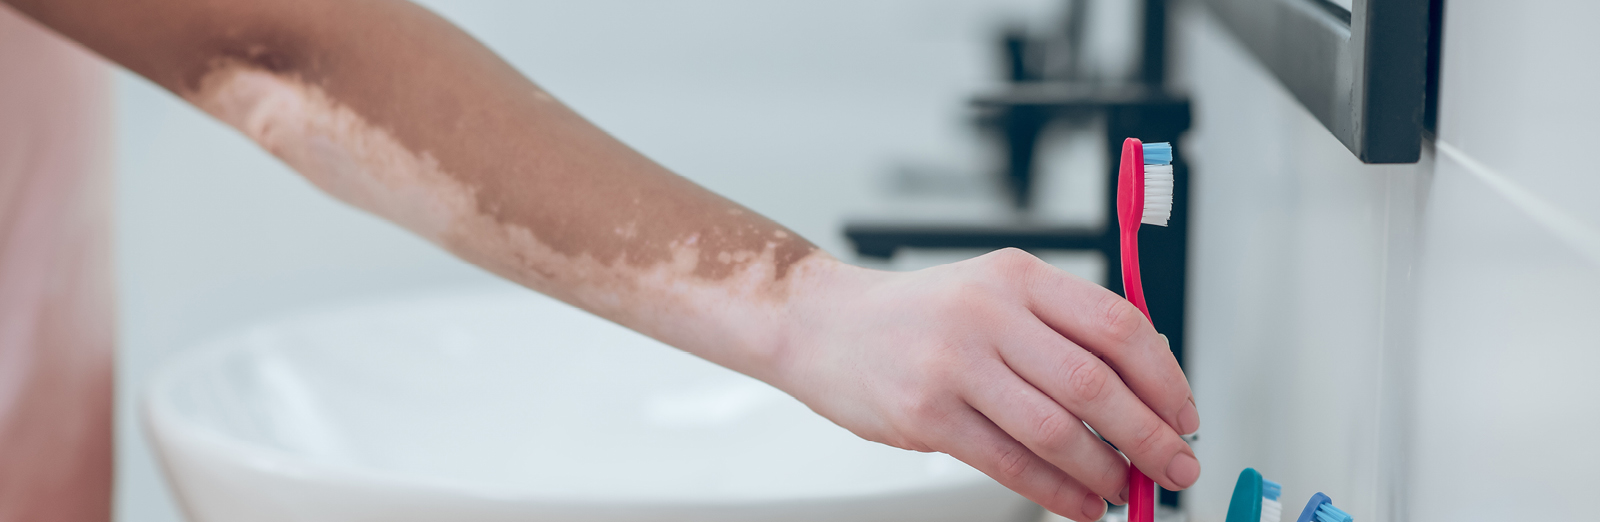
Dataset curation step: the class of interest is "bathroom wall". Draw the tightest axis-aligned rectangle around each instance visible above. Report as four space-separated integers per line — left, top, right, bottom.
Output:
1171 1 1600 521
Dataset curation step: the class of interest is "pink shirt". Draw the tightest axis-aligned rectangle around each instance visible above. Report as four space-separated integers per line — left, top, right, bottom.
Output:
0 6 115 521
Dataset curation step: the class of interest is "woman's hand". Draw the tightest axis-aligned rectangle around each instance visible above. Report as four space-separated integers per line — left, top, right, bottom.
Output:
776 248 1200 522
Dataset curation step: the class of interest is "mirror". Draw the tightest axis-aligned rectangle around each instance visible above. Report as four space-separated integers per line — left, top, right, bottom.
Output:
1199 0 1433 163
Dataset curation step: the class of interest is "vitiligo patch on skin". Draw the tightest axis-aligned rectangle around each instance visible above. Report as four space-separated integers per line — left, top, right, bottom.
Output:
187 64 472 239
183 62 820 311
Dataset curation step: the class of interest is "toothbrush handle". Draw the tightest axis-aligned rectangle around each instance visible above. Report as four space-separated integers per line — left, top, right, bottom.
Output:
1128 466 1156 522
1117 137 1156 522
1121 233 1155 522
1121 235 1156 522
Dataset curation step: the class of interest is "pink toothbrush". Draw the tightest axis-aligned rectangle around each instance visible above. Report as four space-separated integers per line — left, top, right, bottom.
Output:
1116 137 1173 522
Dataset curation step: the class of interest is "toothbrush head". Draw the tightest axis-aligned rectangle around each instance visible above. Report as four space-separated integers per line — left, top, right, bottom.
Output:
1225 468 1263 522
1141 142 1173 227
1224 468 1285 522
1313 503 1353 522
1295 493 1352 522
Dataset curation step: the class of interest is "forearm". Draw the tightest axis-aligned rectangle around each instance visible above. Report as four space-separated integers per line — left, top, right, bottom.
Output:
5 0 829 378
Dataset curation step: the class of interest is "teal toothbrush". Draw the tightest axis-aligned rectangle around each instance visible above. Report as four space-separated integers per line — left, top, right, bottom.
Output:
1225 468 1283 522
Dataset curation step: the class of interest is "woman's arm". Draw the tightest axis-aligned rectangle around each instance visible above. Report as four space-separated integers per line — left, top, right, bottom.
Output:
8 0 816 378
4 1 1200 519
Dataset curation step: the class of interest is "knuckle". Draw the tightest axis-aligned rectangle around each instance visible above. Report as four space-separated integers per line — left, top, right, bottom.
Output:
998 246 1036 275
1127 419 1167 458
1060 353 1112 406
987 248 1038 279
995 445 1033 481
990 246 1031 264
898 393 952 427
1093 454 1126 493
1094 451 1132 493
1050 479 1085 517
1031 410 1078 453
1041 476 1101 522
1096 292 1146 343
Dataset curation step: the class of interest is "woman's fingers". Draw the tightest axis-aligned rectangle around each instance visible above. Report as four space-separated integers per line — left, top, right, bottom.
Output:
997 319 1200 491
961 362 1129 502
930 407 1108 522
1021 262 1200 438
774 250 1202 512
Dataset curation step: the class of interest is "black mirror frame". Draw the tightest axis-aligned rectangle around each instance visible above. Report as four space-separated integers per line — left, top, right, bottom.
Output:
1198 0 1432 163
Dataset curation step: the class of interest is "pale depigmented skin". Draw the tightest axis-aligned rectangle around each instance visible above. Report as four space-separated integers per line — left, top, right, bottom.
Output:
183 60 825 378
188 64 470 240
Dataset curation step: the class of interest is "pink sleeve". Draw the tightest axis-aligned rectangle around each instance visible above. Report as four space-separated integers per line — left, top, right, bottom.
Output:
0 5 116 521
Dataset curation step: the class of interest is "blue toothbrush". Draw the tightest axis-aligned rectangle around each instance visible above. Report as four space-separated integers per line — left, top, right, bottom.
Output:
1295 492 1353 522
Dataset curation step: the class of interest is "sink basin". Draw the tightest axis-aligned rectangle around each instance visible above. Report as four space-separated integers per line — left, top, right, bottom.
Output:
144 287 1039 522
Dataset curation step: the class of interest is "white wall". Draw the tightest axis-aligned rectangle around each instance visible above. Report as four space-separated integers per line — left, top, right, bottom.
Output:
1412 1 1600 519
1173 1 1600 521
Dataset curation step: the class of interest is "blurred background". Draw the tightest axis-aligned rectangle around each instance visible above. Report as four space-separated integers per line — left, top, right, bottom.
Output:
111 1 1599 521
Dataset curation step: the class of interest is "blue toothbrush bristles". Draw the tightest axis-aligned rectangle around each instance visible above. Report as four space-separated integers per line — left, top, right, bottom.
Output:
1259 478 1283 522
1142 142 1172 165
1314 503 1352 522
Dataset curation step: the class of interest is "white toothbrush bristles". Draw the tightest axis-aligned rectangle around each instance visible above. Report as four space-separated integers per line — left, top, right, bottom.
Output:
1261 498 1282 522
1142 164 1174 226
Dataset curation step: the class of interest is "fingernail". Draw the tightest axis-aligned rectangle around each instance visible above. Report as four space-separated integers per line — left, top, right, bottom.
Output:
1177 397 1201 436
1082 492 1107 521
1166 452 1201 489
1159 334 1171 350
1115 485 1129 505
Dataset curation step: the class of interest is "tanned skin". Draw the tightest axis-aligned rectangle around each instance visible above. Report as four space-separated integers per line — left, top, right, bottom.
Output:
4 1 1201 519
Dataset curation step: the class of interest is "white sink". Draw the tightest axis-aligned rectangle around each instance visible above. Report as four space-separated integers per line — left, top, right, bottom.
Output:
144 287 1039 522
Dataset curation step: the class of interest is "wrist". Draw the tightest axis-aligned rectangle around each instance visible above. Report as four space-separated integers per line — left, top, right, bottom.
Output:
762 253 876 393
